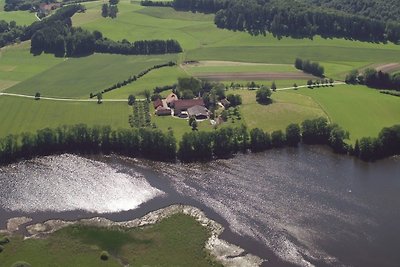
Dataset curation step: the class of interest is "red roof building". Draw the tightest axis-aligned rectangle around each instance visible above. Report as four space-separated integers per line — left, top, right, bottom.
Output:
153 98 163 109
171 98 205 114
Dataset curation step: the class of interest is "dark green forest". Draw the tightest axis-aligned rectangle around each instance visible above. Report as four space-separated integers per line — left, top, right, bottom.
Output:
304 0 400 22
171 0 400 43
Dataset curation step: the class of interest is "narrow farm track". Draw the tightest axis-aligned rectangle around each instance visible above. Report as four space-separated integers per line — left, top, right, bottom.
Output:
0 93 131 102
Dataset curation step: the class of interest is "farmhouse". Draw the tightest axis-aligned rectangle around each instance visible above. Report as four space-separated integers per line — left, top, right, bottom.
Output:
171 98 205 118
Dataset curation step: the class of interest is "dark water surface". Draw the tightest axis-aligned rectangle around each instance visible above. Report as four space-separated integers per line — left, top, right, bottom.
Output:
0 146 399 267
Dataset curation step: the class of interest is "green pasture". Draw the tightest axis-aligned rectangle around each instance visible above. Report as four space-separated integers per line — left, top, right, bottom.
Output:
231 89 326 134
106 66 188 98
0 0 37 25
0 42 63 91
72 2 400 80
0 214 222 267
6 53 178 98
0 96 130 137
183 64 298 74
223 79 313 88
295 85 400 142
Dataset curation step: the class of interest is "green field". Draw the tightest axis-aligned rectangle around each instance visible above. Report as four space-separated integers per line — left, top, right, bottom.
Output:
6 52 179 98
74 2 400 80
0 0 399 141
229 89 326 133
0 214 222 267
296 85 400 142
0 96 130 137
0 43 63 91
0 0 37 25
106 66 188 98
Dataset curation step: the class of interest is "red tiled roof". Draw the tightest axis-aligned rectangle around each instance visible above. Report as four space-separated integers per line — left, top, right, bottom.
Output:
172 98 204 111
153 98 163 109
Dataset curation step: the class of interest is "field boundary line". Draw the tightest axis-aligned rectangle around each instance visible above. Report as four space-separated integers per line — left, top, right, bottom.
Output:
0 92 142 102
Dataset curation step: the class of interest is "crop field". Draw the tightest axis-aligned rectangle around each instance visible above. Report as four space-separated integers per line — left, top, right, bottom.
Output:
0 96 130 137
6 53 178 98
0 214 222 267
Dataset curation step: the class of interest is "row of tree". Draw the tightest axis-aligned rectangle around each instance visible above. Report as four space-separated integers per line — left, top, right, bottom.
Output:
0 121 398 164
141 0 173 7
0 124 177 164
346 69 400 90
178 117 352 162
95 36 182 55
90 61 176 97
354 125 400 161
172 0 400 44
295 58 325 77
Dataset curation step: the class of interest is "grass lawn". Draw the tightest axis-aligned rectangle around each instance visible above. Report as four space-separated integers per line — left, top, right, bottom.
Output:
232 89 326 134
295 85 400 142
0 96 131 137
6 53 179 98
0 214 222 267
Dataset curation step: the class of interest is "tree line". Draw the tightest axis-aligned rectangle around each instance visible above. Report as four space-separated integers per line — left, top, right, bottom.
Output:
303 0 400 23
0 124 177 164
90 61 176 97
346 69 400 91
141 0 173 7
172 0 400 44
295 58 325 77
0 20 25 48
178 117 400 162
1 4 182 57
1 120 399 165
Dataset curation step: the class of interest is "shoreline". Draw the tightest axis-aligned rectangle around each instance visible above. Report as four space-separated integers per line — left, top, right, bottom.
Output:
1 204 264 267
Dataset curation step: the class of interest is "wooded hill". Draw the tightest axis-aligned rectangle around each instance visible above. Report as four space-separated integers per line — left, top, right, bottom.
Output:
171 0 400 44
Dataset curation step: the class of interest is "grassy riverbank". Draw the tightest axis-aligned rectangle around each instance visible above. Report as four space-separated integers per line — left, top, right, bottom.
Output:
0 214 222 267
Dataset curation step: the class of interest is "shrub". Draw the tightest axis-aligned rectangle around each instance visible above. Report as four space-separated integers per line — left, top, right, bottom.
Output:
11 262 32 267
100 251 109 261
0 236 10 245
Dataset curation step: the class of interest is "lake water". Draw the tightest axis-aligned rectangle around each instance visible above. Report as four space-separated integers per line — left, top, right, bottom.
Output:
0 146 399 267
